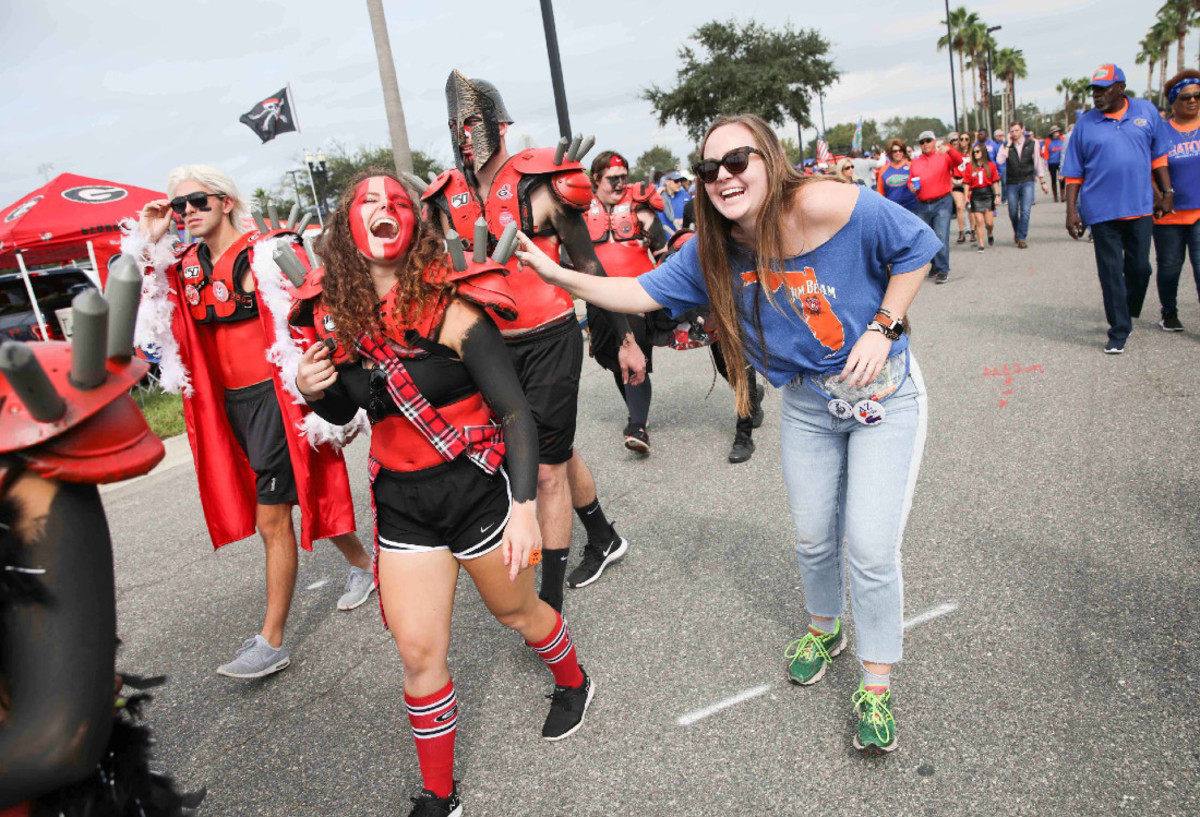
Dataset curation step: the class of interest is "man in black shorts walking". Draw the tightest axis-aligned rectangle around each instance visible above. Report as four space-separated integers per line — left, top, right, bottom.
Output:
425 73 643 607
133 164 373 679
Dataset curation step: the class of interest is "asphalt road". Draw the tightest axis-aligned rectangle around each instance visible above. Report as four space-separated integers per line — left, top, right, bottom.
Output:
102 196 1199 816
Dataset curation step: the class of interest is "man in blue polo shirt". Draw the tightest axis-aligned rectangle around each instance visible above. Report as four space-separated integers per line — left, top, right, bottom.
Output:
1062 64 1173 354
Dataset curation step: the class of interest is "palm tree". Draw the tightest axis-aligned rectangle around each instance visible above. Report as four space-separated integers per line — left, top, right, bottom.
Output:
960 20 991 131
972 31 999 131
995 47 1026 129
1158 0 1192 74
937 6 976 132
1135 35 1158 99
1153 18 1176 101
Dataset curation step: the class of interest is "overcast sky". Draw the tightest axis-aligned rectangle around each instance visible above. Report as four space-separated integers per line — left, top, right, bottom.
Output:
0 0 1169 207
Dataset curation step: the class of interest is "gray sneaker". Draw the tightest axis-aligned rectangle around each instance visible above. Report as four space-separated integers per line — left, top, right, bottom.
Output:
216 635 290 679
337 566 376 611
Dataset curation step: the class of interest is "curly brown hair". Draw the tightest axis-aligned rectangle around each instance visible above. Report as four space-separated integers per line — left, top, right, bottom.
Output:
317 169 453 359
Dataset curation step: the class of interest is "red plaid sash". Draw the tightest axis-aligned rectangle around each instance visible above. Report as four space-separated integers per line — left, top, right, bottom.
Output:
355 333 505 474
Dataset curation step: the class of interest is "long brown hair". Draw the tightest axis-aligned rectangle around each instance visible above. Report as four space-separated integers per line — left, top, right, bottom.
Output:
693 114 824 417
969 142 990 171
318 170 451 359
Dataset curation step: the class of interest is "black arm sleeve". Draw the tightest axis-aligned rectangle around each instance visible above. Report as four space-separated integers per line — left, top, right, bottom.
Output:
0 482 115 808
458 315 538 503
303 365 361 426
552 206 634 339
644 211 668 253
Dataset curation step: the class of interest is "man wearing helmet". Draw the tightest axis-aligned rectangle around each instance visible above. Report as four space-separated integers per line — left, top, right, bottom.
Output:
424 72 643 607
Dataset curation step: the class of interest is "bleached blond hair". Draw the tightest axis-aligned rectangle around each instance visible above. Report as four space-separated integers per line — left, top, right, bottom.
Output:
166 164 248 229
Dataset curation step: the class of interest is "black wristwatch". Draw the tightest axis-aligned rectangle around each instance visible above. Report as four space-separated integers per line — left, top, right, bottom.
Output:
866 318 904 341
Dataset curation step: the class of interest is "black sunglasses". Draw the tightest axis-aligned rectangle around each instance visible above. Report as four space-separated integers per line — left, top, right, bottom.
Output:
169 191 226 215
919 138 934 145
1178 93 1200 102
604 173 629 186
692 146 764 184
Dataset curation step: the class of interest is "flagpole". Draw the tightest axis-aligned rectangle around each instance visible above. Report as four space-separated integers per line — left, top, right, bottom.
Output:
288 82 302 133
302 147 324 228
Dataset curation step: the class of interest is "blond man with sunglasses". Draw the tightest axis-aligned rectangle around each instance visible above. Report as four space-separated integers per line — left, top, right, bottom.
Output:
129 165 373 679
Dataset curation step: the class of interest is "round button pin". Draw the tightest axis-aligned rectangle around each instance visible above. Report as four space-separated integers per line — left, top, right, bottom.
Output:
854 399 886 425
212 281 230 303
184 284 200 306
827 398 854 419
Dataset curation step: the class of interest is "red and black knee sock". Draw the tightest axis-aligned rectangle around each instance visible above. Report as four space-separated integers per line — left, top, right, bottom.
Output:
526 610 584 689
405 680 457 798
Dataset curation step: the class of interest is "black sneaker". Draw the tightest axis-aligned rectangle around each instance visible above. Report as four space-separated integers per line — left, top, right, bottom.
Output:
987 234 994 246
1160 312 1184 332
728 430 755 463
408 784 462 817
935 273 948 284
623 421 650 454
567 533 628 588
1104 338 1126 354
542 668 594 741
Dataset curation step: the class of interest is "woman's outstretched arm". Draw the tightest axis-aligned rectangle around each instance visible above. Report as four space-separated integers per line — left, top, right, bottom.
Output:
513 231 663 315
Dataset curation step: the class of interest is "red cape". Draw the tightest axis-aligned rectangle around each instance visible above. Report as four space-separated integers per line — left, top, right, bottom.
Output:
166 250 356 551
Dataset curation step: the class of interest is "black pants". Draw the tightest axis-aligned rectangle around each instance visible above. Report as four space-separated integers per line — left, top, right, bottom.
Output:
1091 216 1153 343
711 345 761 434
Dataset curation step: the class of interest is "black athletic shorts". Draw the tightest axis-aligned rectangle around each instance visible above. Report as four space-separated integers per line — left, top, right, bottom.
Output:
505 316 583 466
224 380 298 505
373 456 510 559
969 187 996 213
586 305 655 376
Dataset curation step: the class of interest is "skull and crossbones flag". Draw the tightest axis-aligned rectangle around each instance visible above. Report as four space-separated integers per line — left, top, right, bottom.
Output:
239 87 298 143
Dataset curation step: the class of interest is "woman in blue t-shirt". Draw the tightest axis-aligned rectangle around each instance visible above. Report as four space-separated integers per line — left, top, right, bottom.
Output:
515 114 941 755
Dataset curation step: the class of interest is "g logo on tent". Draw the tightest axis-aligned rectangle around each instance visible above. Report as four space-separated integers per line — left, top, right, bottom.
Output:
4 195 43 223
61 185 128 204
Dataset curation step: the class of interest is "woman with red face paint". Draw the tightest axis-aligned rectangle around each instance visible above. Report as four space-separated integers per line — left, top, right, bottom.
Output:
293 173 594 817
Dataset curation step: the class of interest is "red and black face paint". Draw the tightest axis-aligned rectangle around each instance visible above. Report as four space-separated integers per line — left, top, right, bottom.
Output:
349 176 415 263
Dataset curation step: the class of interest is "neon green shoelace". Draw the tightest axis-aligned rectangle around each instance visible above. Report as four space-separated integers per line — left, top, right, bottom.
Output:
784 630 834 665
851 687 894 743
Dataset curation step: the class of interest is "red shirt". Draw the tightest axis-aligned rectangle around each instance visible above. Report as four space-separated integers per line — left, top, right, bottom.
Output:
908 147 964 201
965 161 1000 189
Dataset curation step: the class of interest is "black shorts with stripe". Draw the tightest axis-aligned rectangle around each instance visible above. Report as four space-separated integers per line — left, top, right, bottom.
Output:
224 380 298 505
505 316 583 466
373 456 510 560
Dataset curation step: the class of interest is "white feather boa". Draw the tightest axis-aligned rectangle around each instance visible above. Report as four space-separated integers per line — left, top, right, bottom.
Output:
119 220 368 450
120 221 193 396
249 236 370 451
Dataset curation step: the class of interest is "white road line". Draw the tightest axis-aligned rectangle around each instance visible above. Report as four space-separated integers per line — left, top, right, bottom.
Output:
677 684 772 727
306 579 328 590
903 602 958 629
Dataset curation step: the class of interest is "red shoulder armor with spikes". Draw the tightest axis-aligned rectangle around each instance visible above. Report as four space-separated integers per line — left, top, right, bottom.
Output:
630 182 665 212
510 148 591 212
0 343 164 483
433 258 518 325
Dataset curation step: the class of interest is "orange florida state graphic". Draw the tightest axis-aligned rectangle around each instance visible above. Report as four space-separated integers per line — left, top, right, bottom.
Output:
740 266 845 351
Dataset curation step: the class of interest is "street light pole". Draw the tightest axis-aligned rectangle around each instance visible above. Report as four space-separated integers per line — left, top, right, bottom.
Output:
986 26 1002 135
538 0 572 140
944 0 959 132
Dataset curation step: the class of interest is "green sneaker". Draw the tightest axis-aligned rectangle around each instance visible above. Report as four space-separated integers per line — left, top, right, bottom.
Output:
852 683 898 754
784 620 846 686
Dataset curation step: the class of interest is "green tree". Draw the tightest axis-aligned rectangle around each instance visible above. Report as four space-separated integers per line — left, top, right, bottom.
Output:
880 116 953 145
1135 35 1158 100
1159 0 1192 75
937 6 977 132
780 137 802 166
283 143 445 211
994 48 1027 129
959 15 990 131
805 120 881 158
631 145 679 183
642 19 838 142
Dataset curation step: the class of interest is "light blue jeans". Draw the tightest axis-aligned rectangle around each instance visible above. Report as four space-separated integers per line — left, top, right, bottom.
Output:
779 356 928 665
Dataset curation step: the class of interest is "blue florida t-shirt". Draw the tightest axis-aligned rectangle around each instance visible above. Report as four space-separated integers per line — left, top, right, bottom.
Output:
638 189 942 386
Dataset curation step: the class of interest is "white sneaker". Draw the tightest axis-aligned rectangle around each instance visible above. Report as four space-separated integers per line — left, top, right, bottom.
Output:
337 566 376 610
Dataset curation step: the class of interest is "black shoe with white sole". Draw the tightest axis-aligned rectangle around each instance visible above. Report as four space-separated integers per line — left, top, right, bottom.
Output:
566 533 628 588
407 784 462 817
542 668 594 741
1160 312 1184 331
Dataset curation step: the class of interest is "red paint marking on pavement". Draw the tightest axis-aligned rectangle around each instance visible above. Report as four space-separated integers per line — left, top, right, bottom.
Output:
983 363 1044 408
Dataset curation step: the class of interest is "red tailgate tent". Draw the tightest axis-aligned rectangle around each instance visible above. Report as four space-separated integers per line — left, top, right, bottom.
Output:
0 173 166 286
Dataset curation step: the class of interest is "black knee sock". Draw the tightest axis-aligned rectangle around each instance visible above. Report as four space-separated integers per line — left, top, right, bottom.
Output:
575 497 614 544
624 377 652 426
538 548 569 612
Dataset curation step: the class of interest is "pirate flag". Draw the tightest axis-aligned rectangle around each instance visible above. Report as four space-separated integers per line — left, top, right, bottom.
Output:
239 87 298 143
